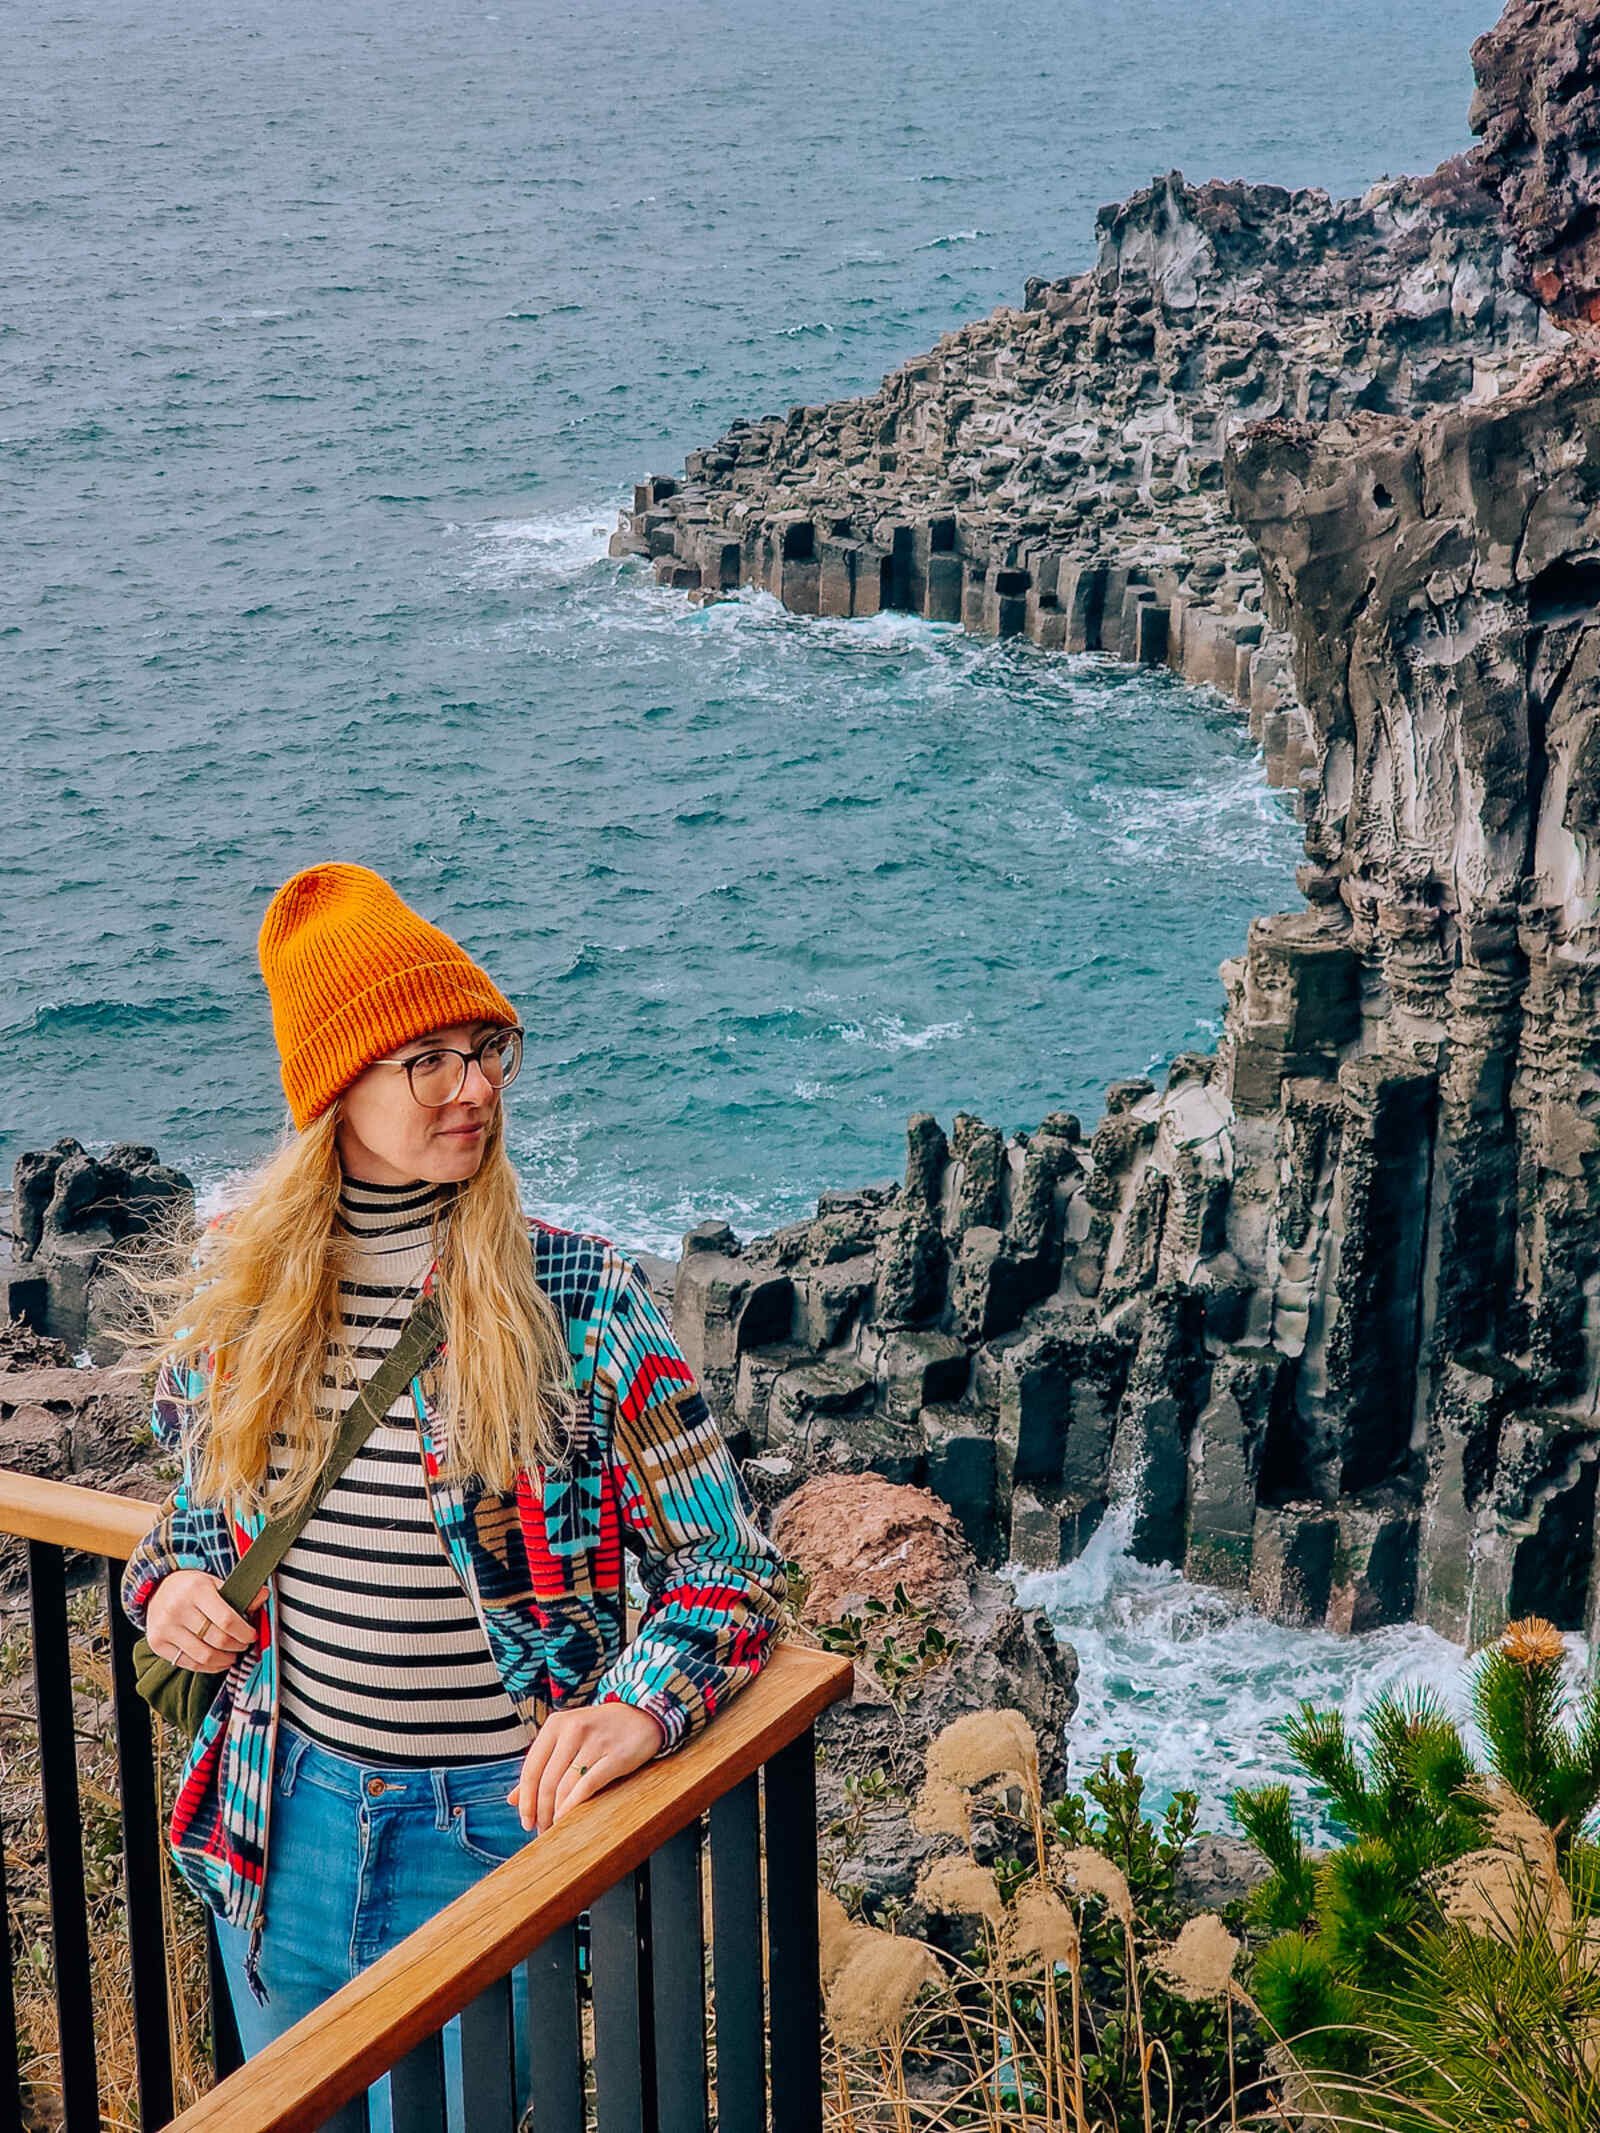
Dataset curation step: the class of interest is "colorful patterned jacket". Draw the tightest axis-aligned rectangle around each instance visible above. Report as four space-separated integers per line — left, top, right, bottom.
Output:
120 1215 788 1985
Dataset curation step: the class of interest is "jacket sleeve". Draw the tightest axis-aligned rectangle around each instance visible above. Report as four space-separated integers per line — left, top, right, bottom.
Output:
120 1350 236 1632
590 1250 788 1754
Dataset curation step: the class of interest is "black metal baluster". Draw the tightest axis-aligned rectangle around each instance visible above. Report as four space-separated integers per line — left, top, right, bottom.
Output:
0 1789 23 2133
526 1923 584 2133
764 1729 822 2133
205 1914 243 2080
28 1541 98 2133
709 1777 764 2133
649 1821 707 2133
105 1563 174 2128
389 2028 448 2133
315 2088 372 2133
590 1868 657 2133
459 1972 516 2131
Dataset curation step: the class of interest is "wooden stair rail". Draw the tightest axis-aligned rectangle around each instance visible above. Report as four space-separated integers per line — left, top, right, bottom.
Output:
162 1641 852 2133
0 1468 851 2133
0 1466 159 1559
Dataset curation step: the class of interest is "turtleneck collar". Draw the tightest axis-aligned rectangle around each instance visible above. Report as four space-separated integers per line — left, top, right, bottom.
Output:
335 1172 458 1258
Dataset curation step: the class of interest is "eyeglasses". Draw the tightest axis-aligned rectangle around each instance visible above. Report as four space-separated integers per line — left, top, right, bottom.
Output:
368 1026 524 1108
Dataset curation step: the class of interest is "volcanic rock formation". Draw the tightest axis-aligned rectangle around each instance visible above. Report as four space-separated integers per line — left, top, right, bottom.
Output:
641 0 1600 1649
612 159 1549 799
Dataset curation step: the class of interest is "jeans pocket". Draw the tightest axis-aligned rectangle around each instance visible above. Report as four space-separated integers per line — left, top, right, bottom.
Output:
450 1798 536 1869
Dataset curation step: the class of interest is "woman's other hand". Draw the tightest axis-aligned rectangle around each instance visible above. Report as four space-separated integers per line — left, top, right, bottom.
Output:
507 1702 666 1831
144 1570 260 1671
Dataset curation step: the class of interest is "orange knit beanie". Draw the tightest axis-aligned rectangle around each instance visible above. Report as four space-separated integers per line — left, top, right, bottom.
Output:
257 862 519 1129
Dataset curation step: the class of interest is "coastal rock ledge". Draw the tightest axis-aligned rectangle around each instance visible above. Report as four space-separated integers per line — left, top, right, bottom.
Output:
639 0 1600 1650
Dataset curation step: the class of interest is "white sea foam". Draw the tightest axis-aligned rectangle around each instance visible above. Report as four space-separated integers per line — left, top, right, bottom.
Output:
1014 1508 1588 1840
1100 759 1291 866
834 1011 971 1052
456 503 622 591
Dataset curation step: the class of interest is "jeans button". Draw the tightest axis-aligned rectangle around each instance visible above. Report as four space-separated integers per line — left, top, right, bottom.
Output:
366 1776 387 1797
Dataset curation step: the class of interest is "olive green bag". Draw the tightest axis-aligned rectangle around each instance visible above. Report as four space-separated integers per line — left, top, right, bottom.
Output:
131 1293 446 1739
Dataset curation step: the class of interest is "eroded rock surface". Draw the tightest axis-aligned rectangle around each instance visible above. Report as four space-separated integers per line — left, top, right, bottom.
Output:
612 162 1548 800
0 1331 163 1583
1471 0 1600 324
5 1140 192 1361
773 1472 1077 1910
647 0 1600 1652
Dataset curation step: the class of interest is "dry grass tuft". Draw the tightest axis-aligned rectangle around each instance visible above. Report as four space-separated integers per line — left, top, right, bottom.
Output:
914 1856 1004 1925
1053 1846 1134 1926
822 1703 1250 2133
820 1884 863 1988
924 1709 1040 1795
908 1774 973 1842
998 1883 1080 1971
1147 1912 1241 2003
824 1926 946 2047
1433 1776 1574 1951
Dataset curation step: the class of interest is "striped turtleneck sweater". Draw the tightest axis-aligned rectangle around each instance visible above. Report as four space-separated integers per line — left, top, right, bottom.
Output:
270 1173 532 1766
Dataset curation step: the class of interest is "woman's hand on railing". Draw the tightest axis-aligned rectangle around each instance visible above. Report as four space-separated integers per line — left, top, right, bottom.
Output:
507 1699 668 1831
144 1570 260 1671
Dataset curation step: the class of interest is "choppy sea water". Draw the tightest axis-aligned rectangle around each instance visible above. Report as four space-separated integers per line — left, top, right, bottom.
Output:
1019 1517 1592 1839
6 0 1502 1800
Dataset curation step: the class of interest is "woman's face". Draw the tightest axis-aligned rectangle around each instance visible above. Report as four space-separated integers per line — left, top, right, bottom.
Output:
334 1017 507 1186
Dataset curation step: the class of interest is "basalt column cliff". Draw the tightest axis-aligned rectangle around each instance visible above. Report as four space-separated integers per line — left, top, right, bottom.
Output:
630 0 1600 1649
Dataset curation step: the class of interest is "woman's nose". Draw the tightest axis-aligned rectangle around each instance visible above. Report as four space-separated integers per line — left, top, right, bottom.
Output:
460 1055 499 1104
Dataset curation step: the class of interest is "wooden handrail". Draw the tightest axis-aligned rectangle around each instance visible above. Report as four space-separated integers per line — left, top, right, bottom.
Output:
0 1467 159 1559
165 1641 853 2133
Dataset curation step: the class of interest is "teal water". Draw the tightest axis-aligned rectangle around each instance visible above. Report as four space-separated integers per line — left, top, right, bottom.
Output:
5 0 1494 1255
1017 1516 1589 1837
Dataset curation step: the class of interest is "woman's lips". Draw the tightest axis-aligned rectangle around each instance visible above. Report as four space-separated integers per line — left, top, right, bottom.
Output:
440 1124 485 1137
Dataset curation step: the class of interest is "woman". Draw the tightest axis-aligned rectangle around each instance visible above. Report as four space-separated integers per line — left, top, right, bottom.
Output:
119 860 788 2124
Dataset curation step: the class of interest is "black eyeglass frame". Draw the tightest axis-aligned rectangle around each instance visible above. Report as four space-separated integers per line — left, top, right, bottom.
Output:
367 1025 525 1109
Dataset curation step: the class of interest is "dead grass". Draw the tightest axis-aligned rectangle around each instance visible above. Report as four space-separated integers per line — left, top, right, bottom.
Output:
0 1583 215 2131
826 1705 1260 2133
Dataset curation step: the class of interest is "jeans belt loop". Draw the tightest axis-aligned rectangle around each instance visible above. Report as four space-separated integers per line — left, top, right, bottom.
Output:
431 1767 453 1831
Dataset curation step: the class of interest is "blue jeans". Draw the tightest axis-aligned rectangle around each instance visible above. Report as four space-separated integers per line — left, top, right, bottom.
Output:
213 1722 537 2133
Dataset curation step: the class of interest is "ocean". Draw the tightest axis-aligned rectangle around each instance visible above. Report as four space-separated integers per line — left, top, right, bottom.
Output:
5 0 1516 1811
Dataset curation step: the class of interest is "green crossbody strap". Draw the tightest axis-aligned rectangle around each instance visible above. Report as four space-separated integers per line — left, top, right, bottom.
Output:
214 1290 447 1614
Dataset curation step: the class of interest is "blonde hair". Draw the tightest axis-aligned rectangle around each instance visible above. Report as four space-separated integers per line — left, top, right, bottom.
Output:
109 1098 578 1516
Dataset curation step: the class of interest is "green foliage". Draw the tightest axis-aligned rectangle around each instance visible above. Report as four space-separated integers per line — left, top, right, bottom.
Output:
822 1764 894 1852
1336 1850 1600 2133
1234 1687 1488 2074
1249 1932 1365 2074
1317 1837 1418 1985
1284 1686 1483 1874
1236 1621 1600 2109
1048 1746 1199 1935
1232 1782 1316 1930
810 1579 958 1704
1471 1638 1600 1846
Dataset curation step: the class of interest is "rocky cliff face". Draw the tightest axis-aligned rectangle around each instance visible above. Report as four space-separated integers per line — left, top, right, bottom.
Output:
613 159 1548 797
1471 0 1600 324
640 0 1600 1649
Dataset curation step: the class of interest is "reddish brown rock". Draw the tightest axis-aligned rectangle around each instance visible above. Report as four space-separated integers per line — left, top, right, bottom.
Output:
771 1472 973 1624
1471 0 1600 325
